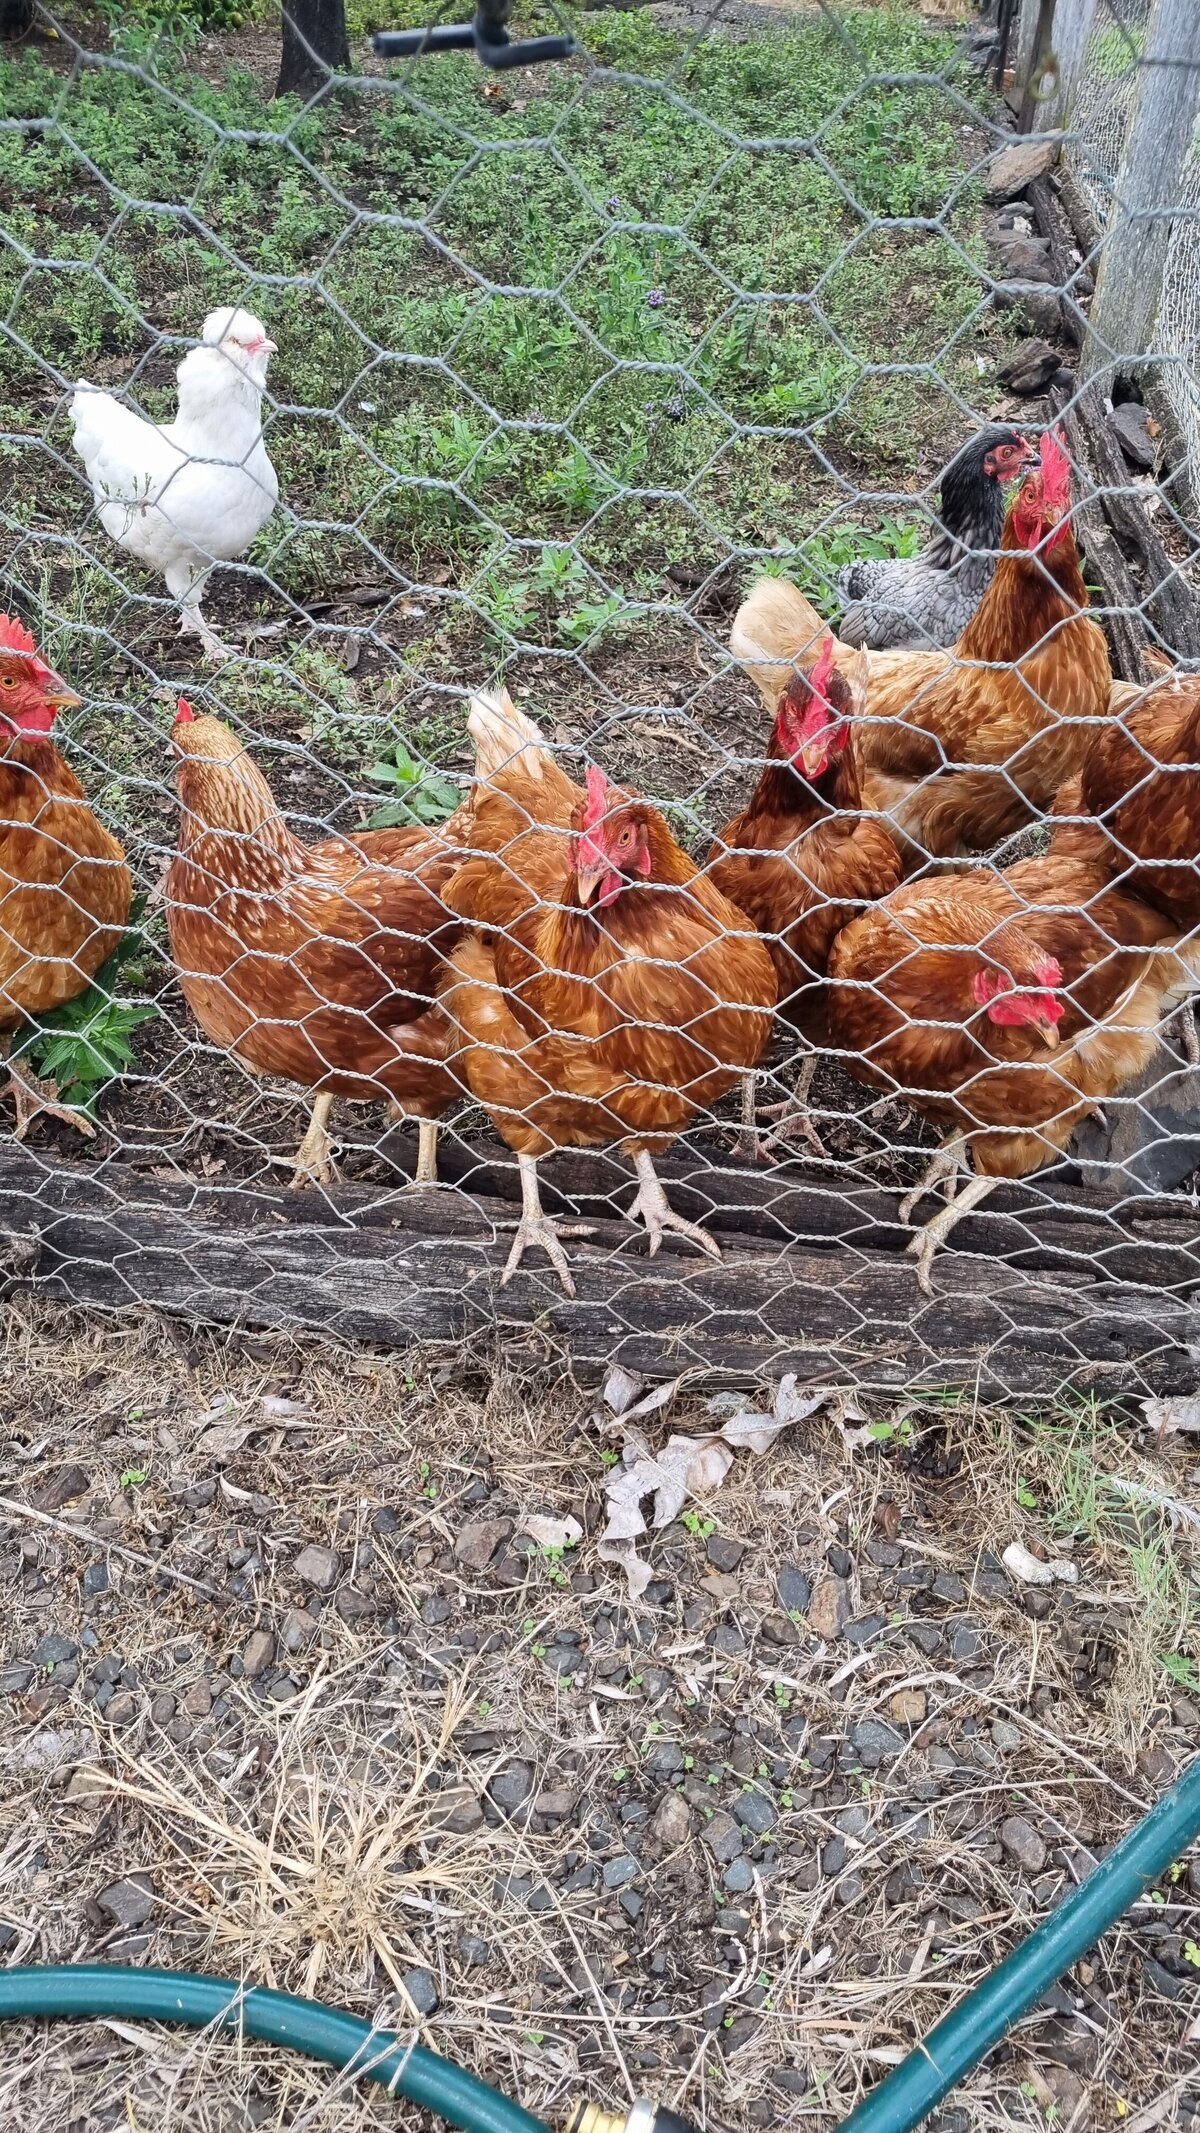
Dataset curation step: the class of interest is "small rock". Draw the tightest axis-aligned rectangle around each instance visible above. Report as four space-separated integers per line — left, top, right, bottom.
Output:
1144 1957 1192 2002
949 1620 984 1665
836 1872 865 1907
104 1691 138 1727
777 1565 810 1615
808 1573 851 1640
489 1761 534 1817
97 1874 156 1930
242 1630 274 1680
82 1564 109 1596
931 1572 966 1604
293 1544 340 1592
991 1720 1023 1754
723 1856 754 1895
435 1786 484 1835
279 1608 318 1654
716 1908 750 1935
997 338 1061 396
36 1465 90 1511
534 1786 575 1820
29 1631 79 1669
851 1718 905 1765
149 1693 176 1724
12 1724 96 1772
736 1788 776 1835
619 1887 643 1921
602 1854 640 1890
181 1680 212 1719
0 1665 33 1696
458 1932 491 1968
822 1837 847 1877
706 1535 745 1573
703 1810 743 1865
984 137 1057 203
993 232 1056 282
653 1791 691 1846
890 1688 927 1725
1000 1814 1047 1873
454 1518 512 1571
1111 400 1156 471
402 1967 439 2017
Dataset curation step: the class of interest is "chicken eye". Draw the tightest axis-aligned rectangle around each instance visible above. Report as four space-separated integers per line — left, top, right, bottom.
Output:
0 675 16 689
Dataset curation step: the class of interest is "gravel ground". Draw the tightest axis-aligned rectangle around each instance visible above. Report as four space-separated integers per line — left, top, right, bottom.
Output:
2 1300 1200 2132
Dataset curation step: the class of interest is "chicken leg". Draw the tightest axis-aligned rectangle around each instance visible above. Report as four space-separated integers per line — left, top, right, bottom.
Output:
499 1152 595 1297
626 1148 721 1263
761 1048 827 1160
897 1133 997 1296
291 1093 337 1190
0 1037 95 1142
166 560 231 665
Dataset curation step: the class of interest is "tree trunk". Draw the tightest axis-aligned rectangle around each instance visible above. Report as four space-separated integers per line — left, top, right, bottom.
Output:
276 0 350 100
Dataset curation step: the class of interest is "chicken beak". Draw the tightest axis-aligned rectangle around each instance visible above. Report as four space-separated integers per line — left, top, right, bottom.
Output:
42 670 81 709
263 339 278 355
1037 1021 1060 1049
576 867 605 907
800 739 829 781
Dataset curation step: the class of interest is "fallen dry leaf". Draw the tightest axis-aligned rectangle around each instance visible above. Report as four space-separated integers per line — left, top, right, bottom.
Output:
520 1513 583 1552
598 1378 844 1595
1143 1396 1200 1436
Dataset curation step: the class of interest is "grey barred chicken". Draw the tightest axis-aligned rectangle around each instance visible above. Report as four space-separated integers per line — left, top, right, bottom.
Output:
836 426 1036 650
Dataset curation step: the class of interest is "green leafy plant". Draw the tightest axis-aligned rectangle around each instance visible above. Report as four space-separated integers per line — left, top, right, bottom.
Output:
19 897 156 1112
681 1509 715 1539
364 743 462 829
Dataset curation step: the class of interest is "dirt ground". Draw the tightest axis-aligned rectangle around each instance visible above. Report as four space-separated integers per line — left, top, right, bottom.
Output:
3 1299 1200 2131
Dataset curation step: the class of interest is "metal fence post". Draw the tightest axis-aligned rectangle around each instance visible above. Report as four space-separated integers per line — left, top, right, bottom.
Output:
1083 0 1200 378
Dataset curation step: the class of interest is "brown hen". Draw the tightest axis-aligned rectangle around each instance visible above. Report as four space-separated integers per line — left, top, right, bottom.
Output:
732 431 1110 865
709 634 901 1151
0 617 131 1138
439 689 777 1293
166 703 465 1186
826 843 1181 1290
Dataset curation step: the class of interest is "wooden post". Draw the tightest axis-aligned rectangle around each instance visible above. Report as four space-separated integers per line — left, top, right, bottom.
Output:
1084 0 1200 378
1017 0 1059 129
1042 0 1100 131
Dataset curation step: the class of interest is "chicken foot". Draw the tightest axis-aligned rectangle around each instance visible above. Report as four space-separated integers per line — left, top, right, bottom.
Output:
897 1133 997 1296
179 604 234 666
499 1151 595 1298
291 1093 338 1190
627 1148 721 1263
0 1040 95 1142
760 1049 827 1160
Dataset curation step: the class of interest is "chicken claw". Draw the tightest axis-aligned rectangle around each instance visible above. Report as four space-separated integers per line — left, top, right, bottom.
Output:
897 1138 998 1297
291 1093 338 1190
761 1052 827 1160
627 1149 721 1263
2 1057 95 1142
897 1132 968 1229
499 1152 594 1297
180 606 233 666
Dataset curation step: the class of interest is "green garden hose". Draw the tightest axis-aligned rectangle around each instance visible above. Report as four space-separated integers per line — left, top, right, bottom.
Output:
0 1966 550 2133
841 1753 1200 2131
4 1759 1200 2133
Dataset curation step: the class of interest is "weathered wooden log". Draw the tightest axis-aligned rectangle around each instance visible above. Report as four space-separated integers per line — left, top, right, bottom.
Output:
2 1147 1199 1396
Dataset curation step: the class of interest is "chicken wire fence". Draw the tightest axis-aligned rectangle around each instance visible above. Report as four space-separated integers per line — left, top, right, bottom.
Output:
0 0 1199 1399
1058 0 1200 510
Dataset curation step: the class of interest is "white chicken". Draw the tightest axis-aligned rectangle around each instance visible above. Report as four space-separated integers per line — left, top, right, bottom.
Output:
69 306 279 662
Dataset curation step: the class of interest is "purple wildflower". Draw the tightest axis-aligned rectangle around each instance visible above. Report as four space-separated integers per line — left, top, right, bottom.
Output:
646 289 664 309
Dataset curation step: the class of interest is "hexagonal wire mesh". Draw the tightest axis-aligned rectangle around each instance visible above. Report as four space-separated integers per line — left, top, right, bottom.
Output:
0 0 1199 1397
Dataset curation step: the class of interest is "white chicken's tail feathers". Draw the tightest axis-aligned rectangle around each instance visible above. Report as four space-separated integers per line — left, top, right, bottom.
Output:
467 686 552 783
730 576 836 710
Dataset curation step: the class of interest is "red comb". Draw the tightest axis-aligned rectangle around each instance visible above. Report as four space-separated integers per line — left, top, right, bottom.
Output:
175 698 196 723
1037 428 1071 506
0 615 41 661
1035 952 1063 988
809 634 836 702
582 763 610 828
